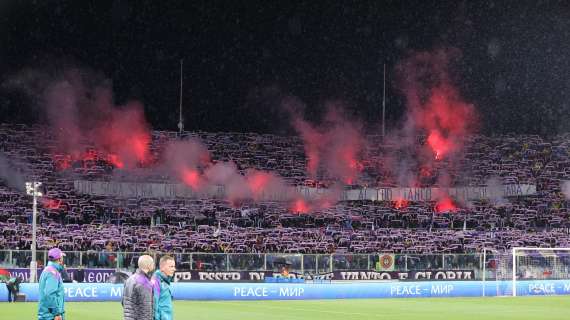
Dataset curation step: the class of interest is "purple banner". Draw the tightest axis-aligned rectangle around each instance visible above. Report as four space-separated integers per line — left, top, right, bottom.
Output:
173 269 476 282
2 268 476 283
2 268 116 283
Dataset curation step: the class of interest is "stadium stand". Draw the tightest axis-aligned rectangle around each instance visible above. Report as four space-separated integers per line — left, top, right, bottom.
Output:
0 123 569 269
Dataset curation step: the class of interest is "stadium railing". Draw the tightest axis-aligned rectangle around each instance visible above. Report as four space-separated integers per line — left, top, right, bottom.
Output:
1 249 490 278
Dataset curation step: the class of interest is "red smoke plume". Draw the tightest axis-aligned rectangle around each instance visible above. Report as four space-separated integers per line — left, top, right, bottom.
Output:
421 85 477 160
388 48 479 199
201 162 290 203
16 64 343 212
106 154 125 169
291 106 365 184
163 139 211 169
245 170 287 201
91 102 152 168
292 117 322 177
181 168 203 190
82 149 97 162
287 190 338 214
203 162 251 202
38 69 154 170
398 49 478 161
162 139 211 190
247 170 272 196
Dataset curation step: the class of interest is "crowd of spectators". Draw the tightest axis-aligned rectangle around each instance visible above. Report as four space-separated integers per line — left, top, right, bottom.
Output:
0 124 569 262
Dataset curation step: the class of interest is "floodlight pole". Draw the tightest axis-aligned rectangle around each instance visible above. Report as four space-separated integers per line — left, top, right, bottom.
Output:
382 63 386 137
26 181 42 283
177 59 184 136
32 186 37 282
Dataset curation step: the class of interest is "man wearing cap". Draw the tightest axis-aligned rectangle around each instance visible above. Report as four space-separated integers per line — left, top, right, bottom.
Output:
152 255 176 320
122 255 155 320
38 248 66 320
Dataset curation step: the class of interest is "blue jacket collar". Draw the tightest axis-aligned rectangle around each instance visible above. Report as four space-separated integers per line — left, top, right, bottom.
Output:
155 270 173 284
47 261 64 272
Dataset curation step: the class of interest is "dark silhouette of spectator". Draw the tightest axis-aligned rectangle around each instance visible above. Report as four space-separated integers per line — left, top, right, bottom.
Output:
75 266 85 283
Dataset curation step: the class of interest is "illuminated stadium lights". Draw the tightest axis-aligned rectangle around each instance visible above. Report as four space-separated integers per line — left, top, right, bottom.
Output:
25 181 43 283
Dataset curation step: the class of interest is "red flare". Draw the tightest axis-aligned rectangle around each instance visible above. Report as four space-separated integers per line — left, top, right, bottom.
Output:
54 150 131 171
427 130 452 160
291 199 310 214
181 168 202 190
54 155 72 171
435 197 457 213
393 198 409 209
106 154 124 169
419 166 433 178
41 198 62 210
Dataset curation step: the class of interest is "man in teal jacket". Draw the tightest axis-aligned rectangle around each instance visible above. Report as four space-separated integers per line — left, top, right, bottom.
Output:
38 248 66 320
152 255 176 320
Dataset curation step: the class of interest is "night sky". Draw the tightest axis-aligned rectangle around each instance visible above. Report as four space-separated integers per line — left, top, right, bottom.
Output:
1 0 569 135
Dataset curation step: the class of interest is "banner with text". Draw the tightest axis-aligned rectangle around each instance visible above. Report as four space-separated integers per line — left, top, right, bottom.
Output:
4 268 116 283
2 280 570 301
74 180 536 202
173 269 475 282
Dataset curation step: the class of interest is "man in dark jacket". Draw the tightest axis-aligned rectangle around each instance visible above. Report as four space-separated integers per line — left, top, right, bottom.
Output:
122 255 155 320
75 266 85 283
61 265 72 283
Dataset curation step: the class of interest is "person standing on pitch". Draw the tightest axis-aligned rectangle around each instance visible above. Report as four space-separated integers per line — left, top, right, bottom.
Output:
123 255 155 320
152 255 176 320
38 248 66 320
7 275 22 302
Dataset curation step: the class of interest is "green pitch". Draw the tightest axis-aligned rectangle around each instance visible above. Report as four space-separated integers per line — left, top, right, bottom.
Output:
3 296 570 320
